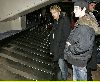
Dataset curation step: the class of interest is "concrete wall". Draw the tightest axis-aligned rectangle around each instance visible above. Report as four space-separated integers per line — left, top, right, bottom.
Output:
0 17 22 33
11 17 22 30
0 21 11 33
21 15 26 29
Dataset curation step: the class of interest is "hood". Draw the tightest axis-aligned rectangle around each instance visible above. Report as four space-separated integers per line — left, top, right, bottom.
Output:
76 13 100 34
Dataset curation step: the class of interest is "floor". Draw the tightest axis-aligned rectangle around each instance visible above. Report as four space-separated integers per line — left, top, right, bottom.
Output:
92 64 100 81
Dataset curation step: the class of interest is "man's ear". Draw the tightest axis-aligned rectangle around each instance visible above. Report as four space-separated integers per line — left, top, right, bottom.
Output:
83 7 86 11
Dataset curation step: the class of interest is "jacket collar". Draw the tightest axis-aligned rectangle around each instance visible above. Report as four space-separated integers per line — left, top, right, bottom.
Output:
75 13 98 32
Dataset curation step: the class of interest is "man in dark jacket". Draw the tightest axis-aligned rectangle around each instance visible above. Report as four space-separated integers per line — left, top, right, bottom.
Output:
88 0 97 20
64 0 96 80
87 0 99 80
50 5 71 80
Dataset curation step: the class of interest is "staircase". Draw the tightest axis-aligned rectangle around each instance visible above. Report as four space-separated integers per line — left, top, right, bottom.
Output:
0 24 55 80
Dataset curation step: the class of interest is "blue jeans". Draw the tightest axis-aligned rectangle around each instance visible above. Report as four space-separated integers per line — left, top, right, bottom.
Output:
72 65 87 80
57 58 68 80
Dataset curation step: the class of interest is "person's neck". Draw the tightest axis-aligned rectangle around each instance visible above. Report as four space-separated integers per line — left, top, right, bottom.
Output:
79 13 86 18
56 16 60 21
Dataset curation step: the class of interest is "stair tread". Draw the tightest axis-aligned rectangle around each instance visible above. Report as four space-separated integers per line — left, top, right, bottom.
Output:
0 52 53 74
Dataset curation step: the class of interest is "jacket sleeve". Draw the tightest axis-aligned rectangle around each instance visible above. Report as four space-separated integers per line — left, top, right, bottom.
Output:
63 16 71 39
59 16 71 54
68 25 95 55
59 16 71 45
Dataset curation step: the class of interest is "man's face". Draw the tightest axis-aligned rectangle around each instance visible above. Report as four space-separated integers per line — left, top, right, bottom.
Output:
50 9 60 20
74 6 82 17
88 3 96 12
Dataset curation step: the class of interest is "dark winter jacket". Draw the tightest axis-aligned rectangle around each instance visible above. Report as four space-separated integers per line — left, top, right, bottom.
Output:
64 14 95 67
87 41 97 70
50 13 71 61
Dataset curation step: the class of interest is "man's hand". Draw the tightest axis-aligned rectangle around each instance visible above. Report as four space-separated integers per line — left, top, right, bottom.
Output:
50 52 52 55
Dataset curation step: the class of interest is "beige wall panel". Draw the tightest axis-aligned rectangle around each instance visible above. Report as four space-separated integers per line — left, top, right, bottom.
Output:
0 17 22 33
0 21 12 33
11 17 22 30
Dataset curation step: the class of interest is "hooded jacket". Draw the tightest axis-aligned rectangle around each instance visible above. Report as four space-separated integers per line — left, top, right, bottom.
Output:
64 14 95 67
76 13 100 35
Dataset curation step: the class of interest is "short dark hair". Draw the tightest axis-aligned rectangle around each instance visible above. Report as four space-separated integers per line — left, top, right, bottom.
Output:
74 0 88 9
88 0 97 4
